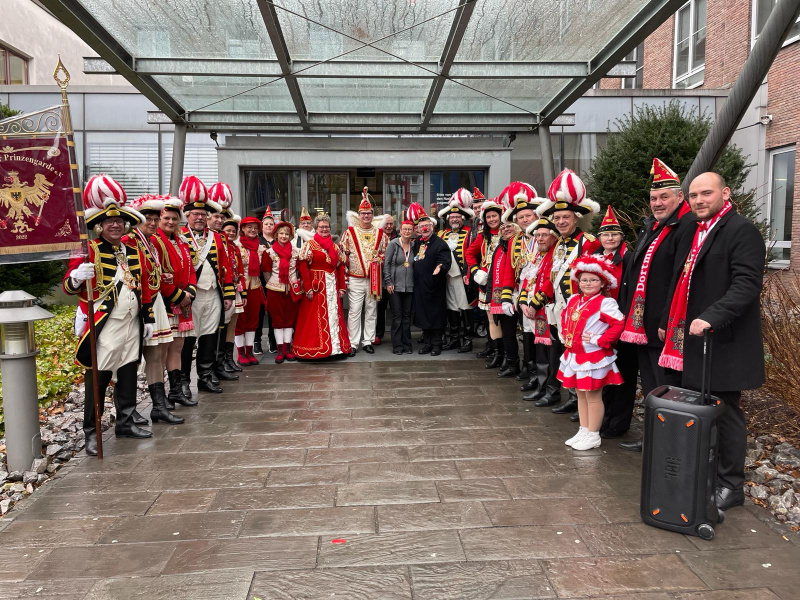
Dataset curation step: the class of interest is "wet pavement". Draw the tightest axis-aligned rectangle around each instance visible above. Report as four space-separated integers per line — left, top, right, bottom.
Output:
2 347 799 599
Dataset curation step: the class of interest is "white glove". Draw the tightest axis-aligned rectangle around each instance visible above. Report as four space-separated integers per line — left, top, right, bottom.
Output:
501 302 515 317
73 307 87 337
69 263 95 287
143 323 154 341
473 269 488 286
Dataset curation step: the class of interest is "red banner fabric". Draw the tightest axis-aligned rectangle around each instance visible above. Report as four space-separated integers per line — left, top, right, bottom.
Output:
0 135 81 259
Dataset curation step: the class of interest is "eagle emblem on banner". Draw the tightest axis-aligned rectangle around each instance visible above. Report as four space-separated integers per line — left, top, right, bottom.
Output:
0 171 53 234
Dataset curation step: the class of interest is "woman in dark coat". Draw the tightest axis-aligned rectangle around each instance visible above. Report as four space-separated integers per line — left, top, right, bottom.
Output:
408 203 452 356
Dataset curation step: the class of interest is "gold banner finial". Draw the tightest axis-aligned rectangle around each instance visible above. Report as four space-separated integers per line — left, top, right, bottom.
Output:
53 56 70 101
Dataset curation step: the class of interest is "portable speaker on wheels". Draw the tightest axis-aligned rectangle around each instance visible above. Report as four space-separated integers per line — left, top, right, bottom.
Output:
640 330 725 540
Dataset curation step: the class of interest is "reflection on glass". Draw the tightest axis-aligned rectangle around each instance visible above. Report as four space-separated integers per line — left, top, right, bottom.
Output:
770 150 795 244
243 170 301 221
308 172 348 235
8 54 26 85
430 171 486 216
384 173 423 222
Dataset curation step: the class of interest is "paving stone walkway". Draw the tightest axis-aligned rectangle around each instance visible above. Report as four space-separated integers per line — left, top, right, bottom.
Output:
1 350 799 599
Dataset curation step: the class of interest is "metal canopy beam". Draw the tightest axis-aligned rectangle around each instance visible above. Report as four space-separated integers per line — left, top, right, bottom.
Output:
421 0 477 128
41 0 185 122
538 0 687 126
85 57 637 80
255 0 309 130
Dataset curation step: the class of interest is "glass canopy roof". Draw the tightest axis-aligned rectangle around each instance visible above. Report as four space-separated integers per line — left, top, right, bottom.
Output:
45 0 685 133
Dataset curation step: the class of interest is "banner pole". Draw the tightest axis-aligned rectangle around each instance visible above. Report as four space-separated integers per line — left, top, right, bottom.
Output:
54 57 103 460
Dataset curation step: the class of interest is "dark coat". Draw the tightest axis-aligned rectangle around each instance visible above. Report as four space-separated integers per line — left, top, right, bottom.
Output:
663 210 765 392
618 202 696 347
412 234 452 330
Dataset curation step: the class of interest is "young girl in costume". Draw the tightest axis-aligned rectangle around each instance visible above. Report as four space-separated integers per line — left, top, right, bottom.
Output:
557 255 625 450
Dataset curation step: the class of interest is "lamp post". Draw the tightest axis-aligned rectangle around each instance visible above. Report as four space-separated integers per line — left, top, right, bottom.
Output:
0 291 54 473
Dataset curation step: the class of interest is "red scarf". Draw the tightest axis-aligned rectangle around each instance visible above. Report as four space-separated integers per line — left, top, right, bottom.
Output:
153 228 193 331
533 246 554 345
489 241 510 314
271 240 293 284
315 232 338 265
620 203 691 344
659 201 732 371
239 234 262 277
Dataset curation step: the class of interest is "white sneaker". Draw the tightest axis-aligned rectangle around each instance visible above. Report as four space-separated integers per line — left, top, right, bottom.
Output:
572 431 602 451
565 427 587 447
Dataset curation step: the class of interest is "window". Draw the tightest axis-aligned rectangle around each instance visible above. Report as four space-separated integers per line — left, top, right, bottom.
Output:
242 170 302 222
768 147 795 264
752 0 800 48
1 45 29 85
384 173 424 222
430 170 486 217
673 0 706 89
621 43 644 89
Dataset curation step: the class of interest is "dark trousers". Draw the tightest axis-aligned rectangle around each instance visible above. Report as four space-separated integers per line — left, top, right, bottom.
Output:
180 336 196 380
498 314 519 362
389 291 413 351
601 341 639 434
423 328 443 347
255 304 276 349
638 344 680 397
376 290 390 338
714 390 746 491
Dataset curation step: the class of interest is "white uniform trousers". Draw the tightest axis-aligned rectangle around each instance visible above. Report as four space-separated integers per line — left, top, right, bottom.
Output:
193 288 222 337
347 277 377 348
522 313 535 333
96 286 140 374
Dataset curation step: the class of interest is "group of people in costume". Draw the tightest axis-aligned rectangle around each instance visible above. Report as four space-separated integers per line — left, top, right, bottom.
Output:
66 160 765 512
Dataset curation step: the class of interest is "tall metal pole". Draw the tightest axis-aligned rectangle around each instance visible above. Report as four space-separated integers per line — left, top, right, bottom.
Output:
169 123 187 196
684 0 800 192
539 125 556 185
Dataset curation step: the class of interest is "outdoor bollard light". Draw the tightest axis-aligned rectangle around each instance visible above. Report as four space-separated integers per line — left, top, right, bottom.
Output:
0 291 54 473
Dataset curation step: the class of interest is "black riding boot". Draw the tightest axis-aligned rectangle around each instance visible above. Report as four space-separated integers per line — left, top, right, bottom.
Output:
486 340 504 369
516 332 534 380
225 341 242 372
168 369 197 407
197 334 223 393
180 336 195 400
214 326 238 381
114 362 152 439
476 337 494 359
149 382 184 424
463 308 475 339
83 368 113 456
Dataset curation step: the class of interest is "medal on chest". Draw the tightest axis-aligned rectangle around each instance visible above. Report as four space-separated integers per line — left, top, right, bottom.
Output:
114 247 138 291
415 241 427 262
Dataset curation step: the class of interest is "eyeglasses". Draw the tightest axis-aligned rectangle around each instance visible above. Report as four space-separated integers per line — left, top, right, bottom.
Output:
580 278 602 284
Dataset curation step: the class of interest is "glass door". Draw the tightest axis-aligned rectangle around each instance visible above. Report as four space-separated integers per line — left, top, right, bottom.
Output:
383 172 423 222
308 172 349 236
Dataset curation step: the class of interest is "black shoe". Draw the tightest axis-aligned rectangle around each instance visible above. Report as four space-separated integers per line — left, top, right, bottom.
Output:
403 348 413 354
569 411 580 422
516 361 533 381
618 438 643 452
215 368 238 381
132 410 149 426
475 341 494 359
115 424 152 439
85 430 98 456
393 348 403 355
457 339 472 353
486 353 504 369
443 338 460 351
347 349 357 357
716 486 745 511
418 344 432 355
533 393 559 407
170 370 197 407
431 346 442 356
520 378 538 392
225 342 242 372
210 372 220 385
149 383 184 425
268 342 278 354
551 397 578 414
253 341 264 355
600 429 625 439
363 345 375 354
198 378 223 394
498 361 521 378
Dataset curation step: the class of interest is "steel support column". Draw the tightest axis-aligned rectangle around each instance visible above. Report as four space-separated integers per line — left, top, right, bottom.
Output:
539 125 556 185
684 0 800 191
169 124 187 197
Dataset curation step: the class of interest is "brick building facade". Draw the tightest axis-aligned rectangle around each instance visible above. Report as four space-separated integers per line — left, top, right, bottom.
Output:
600 1 800 269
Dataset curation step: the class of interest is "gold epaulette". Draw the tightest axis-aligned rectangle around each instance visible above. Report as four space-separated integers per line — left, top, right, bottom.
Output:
583 232 596 242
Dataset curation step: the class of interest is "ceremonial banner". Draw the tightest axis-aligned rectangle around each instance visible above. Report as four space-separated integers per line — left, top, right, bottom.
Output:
0 60 85 264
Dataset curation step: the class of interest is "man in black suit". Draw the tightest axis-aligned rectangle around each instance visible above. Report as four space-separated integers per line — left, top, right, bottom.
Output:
658 171 765 511
615 159 695 450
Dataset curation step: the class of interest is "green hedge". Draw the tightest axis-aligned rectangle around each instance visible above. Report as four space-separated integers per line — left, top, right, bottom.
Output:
0 305 83 436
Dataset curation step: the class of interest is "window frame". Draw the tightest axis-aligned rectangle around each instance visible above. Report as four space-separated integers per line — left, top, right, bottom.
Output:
751 0 800 49
672 0 706 89
0 43 29 85
621 42 644 89
766 145 796 267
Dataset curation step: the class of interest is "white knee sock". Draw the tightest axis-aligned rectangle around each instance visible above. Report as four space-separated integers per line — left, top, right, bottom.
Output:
235 334 245 348
284 328 293 343
274 328 284 345
244 331 255 346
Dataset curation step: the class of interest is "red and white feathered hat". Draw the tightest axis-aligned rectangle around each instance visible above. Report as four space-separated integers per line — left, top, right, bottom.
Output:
208 182 233 209
83 174 144 227
479 196 503 220
570 254 618 290
500 181 540 223
407 202 436 226
526 217 559 237
537 169 600 218
129 193 165 215
180 175 222 213
161 195 184 214
437 187 475 219
222 212 241 229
